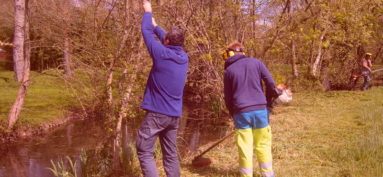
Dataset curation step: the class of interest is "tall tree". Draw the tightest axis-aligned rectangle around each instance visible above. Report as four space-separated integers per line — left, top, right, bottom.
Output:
12 0 26 82
8 0 31 129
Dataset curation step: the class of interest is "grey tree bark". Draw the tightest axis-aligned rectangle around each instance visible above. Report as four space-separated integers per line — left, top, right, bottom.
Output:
13 0 26 82
106 0 131 105
8 0 30 129
63 37 73 78
312 29 327 77
291 39 299 78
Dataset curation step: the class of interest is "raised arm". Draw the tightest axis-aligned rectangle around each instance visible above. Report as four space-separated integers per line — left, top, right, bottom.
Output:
151 17 166 43
142 1 165 59
154 26 166 43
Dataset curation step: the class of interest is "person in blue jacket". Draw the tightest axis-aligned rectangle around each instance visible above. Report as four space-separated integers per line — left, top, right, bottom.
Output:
223 41 278 177
136 1 188 177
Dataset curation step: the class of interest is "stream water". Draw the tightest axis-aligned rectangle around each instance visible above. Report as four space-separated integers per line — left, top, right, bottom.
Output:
0 116 230 177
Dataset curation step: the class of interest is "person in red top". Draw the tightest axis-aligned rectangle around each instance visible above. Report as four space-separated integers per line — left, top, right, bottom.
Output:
361 52 373 90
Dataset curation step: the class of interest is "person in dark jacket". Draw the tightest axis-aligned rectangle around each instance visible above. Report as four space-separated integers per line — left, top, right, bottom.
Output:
136 1 188 177
223 41 276 177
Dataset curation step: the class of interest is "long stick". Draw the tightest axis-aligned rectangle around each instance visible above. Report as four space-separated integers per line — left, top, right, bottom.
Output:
193 131 235 160
372 68 383 73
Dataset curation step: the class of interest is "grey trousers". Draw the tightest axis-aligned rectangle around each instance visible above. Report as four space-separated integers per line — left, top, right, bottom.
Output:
136 111 180 177
362 71 371 90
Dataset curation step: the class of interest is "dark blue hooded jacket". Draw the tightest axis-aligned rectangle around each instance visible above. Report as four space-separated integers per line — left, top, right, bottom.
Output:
140 12 188 117
224 55 275 115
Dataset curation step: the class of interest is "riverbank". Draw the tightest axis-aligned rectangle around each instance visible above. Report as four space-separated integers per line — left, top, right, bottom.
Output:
1 69 382 176
0 71 74 142
178 87 383 177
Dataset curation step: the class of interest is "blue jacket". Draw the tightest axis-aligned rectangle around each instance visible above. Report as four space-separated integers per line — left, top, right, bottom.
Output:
140 12 189 117
224 55 275 115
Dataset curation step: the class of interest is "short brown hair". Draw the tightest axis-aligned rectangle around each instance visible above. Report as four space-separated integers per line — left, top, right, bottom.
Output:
227 41 244 52
165 27 185 46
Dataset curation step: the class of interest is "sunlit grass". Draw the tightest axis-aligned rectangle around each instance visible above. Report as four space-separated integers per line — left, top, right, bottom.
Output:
0 71 73 130
180 87 383 177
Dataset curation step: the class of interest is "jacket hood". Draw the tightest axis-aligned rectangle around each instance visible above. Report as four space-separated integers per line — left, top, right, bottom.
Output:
165 45 188 64
225 54 247 69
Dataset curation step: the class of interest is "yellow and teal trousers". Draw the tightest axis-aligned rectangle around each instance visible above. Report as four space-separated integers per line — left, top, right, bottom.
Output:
233 109 275 177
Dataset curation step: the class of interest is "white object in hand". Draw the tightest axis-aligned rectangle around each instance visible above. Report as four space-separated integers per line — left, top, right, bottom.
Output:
276 89 292 103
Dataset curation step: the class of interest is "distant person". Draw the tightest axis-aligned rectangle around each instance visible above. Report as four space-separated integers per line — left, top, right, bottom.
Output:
223 41 279 177
136 1 188 177
361 52 373 90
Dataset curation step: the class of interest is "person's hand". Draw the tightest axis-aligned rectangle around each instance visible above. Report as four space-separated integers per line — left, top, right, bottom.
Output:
152 17 158 27
143 0 152 12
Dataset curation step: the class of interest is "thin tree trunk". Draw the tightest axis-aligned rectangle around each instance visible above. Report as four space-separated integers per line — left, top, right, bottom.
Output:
307 39 314 75
112 0 133 167
116 65 138 136
373 44 383 63
291 39 299 78
113 61 140 167
63 37 72 78
113 61 140 169
106 71 113 105
8 0 30 129
13 0 26 82
312 29 327 77
106 0 131 105
251 0 256 57
7 77 29 129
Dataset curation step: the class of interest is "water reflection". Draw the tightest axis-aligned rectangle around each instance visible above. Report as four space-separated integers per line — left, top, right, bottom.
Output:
0 116 230 177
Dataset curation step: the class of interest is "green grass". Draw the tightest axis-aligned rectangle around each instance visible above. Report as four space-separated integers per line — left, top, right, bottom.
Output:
0 71 73 130
178 87 383 177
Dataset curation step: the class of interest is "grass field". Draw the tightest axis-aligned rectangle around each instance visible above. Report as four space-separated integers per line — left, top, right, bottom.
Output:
178 87 383 177
0 71 72 130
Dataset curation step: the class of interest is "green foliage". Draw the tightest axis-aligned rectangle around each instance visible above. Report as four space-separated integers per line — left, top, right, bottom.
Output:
271 72 287 85
49 139 142 177
49 156 78 177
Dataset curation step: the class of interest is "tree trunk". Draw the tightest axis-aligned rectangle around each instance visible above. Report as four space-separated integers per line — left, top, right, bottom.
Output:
312 29 327 77
113 0 135 168
106 0 131 105
291 39 299 78
116 65 138 133
8 0 30 129
106 71 113 105
13 0 26 82
373 44 383 63
250 0 256 57
113 61 140 166
63 37 72 78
